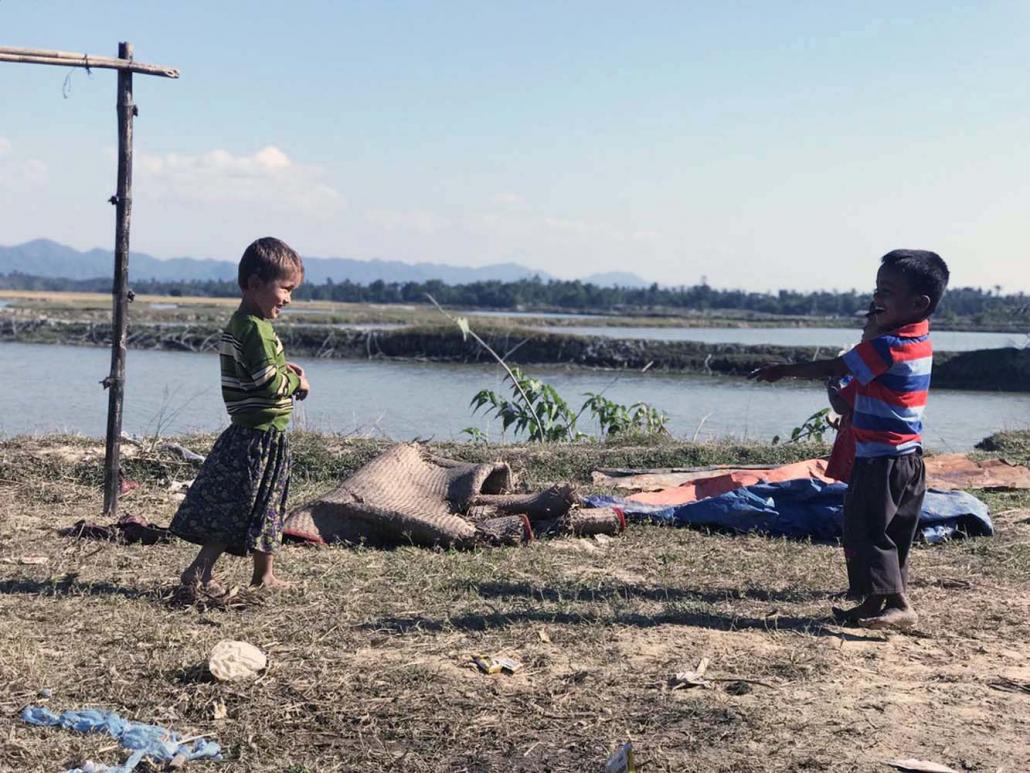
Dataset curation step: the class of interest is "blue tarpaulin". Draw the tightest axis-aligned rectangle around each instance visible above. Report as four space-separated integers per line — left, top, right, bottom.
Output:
20 706 221 773
586 480 993 544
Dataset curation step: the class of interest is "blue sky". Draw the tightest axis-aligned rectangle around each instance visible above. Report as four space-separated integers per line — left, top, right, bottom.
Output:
1 1 1028 291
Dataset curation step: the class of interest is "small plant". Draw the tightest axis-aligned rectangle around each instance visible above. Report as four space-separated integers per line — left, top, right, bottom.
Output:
773 408 831 445
582 392 669 438
471 366 582 442
460 426 489 445
469 370 669 443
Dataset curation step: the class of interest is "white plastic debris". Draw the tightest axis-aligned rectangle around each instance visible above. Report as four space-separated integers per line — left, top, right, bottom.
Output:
887 760 959 773
208 640 267 682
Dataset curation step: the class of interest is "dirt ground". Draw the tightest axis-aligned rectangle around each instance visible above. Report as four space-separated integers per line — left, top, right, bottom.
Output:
1 434 1028 772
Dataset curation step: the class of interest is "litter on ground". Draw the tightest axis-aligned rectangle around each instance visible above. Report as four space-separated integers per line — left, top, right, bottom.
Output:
472 655 522 675
208 639 267 682
20 706 221 772
886 758 960 773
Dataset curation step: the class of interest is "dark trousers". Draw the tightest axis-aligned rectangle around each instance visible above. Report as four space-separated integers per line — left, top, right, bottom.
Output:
843 452 926 596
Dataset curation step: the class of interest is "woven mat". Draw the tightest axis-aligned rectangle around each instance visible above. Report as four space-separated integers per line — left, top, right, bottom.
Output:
284 444 511 547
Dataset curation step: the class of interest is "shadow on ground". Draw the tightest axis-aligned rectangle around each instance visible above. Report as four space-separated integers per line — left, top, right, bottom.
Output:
362 579 886 642
0 574 158 600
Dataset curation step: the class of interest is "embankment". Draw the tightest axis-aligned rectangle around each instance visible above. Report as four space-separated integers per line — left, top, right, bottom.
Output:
2 318 1027 391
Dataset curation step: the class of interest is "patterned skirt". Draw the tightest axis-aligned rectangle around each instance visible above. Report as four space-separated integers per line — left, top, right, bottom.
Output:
169 424 291 557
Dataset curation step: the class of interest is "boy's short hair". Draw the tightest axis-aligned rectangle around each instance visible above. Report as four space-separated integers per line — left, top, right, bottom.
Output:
880 249 950 315
238 237 304 289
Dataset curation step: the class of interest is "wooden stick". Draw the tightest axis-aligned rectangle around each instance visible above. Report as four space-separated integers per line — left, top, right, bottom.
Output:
0 44 119 60
102 41 135 517
0 48 179 78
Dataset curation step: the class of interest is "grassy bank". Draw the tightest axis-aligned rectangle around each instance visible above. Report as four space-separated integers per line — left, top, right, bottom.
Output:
2 288 1027 332
1 432 1029 771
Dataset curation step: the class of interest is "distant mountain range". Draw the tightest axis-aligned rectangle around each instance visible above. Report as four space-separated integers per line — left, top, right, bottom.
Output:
0 239 651 287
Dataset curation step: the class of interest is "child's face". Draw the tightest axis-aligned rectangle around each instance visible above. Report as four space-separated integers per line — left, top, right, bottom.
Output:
871 266 929 330
243 271 301 320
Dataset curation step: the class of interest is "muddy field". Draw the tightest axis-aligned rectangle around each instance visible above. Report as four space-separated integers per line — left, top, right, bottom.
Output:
1 434 1028 772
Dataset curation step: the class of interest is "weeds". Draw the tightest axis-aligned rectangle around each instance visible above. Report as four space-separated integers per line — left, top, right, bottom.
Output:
582 392 669 438
468 367 670 443
773 407 831 445
470 366 581 442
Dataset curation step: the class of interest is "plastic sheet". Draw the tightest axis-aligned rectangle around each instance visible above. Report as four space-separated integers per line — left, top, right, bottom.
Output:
20 706 221 772
587 481 993 544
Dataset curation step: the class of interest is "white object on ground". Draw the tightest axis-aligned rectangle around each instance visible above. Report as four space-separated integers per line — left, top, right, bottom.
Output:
886 759 959 773
208 640 267 682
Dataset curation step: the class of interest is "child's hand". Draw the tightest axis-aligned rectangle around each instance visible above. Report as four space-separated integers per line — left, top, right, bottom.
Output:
287 362 305 378
295 373 311 401
748 364 787 382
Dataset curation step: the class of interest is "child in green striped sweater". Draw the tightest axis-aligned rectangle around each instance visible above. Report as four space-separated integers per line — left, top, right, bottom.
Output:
171 237 310 593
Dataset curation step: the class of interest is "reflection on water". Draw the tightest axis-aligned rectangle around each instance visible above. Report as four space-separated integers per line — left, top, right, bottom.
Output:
4 342 1027 451
331 323 406 331
461 309 608 320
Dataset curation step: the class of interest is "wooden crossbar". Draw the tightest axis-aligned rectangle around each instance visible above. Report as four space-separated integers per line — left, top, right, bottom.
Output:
0 46 179 78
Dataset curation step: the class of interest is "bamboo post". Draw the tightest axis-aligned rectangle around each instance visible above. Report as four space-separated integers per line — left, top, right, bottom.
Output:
101 41 135 516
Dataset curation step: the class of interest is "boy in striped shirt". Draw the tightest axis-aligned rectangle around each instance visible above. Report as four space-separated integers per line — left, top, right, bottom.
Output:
750 249 949 630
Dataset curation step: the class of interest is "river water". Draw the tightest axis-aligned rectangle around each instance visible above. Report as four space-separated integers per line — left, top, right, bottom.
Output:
3 342 1026 450
547 326 1027 352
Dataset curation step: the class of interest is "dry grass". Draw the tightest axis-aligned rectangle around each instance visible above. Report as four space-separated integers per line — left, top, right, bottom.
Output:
1 434 1028 772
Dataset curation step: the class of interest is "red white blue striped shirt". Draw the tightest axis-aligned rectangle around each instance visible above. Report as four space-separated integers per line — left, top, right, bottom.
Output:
841 320 932 458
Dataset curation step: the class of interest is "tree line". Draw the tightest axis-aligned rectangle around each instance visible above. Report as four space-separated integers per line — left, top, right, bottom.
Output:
1 271 1026 323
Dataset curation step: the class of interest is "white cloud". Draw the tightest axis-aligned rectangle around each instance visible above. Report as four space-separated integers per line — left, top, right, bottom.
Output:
136 145 344 213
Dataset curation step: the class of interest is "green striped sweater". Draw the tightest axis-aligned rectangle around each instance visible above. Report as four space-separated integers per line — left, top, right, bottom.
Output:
219 311 301 431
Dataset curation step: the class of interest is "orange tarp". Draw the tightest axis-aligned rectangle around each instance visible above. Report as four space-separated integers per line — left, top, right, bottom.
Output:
590 465 777 492
626 459 833 506
923 454 1030 491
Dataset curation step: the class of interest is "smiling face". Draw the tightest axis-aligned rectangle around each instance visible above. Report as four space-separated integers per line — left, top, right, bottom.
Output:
242 271 301 320
871 266 930 331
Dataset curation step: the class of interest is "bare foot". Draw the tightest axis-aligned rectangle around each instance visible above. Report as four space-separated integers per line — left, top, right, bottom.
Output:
180 571 226 597
249 575 292 590
859 606 919 630
250 550 289 590
832 595 883 624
